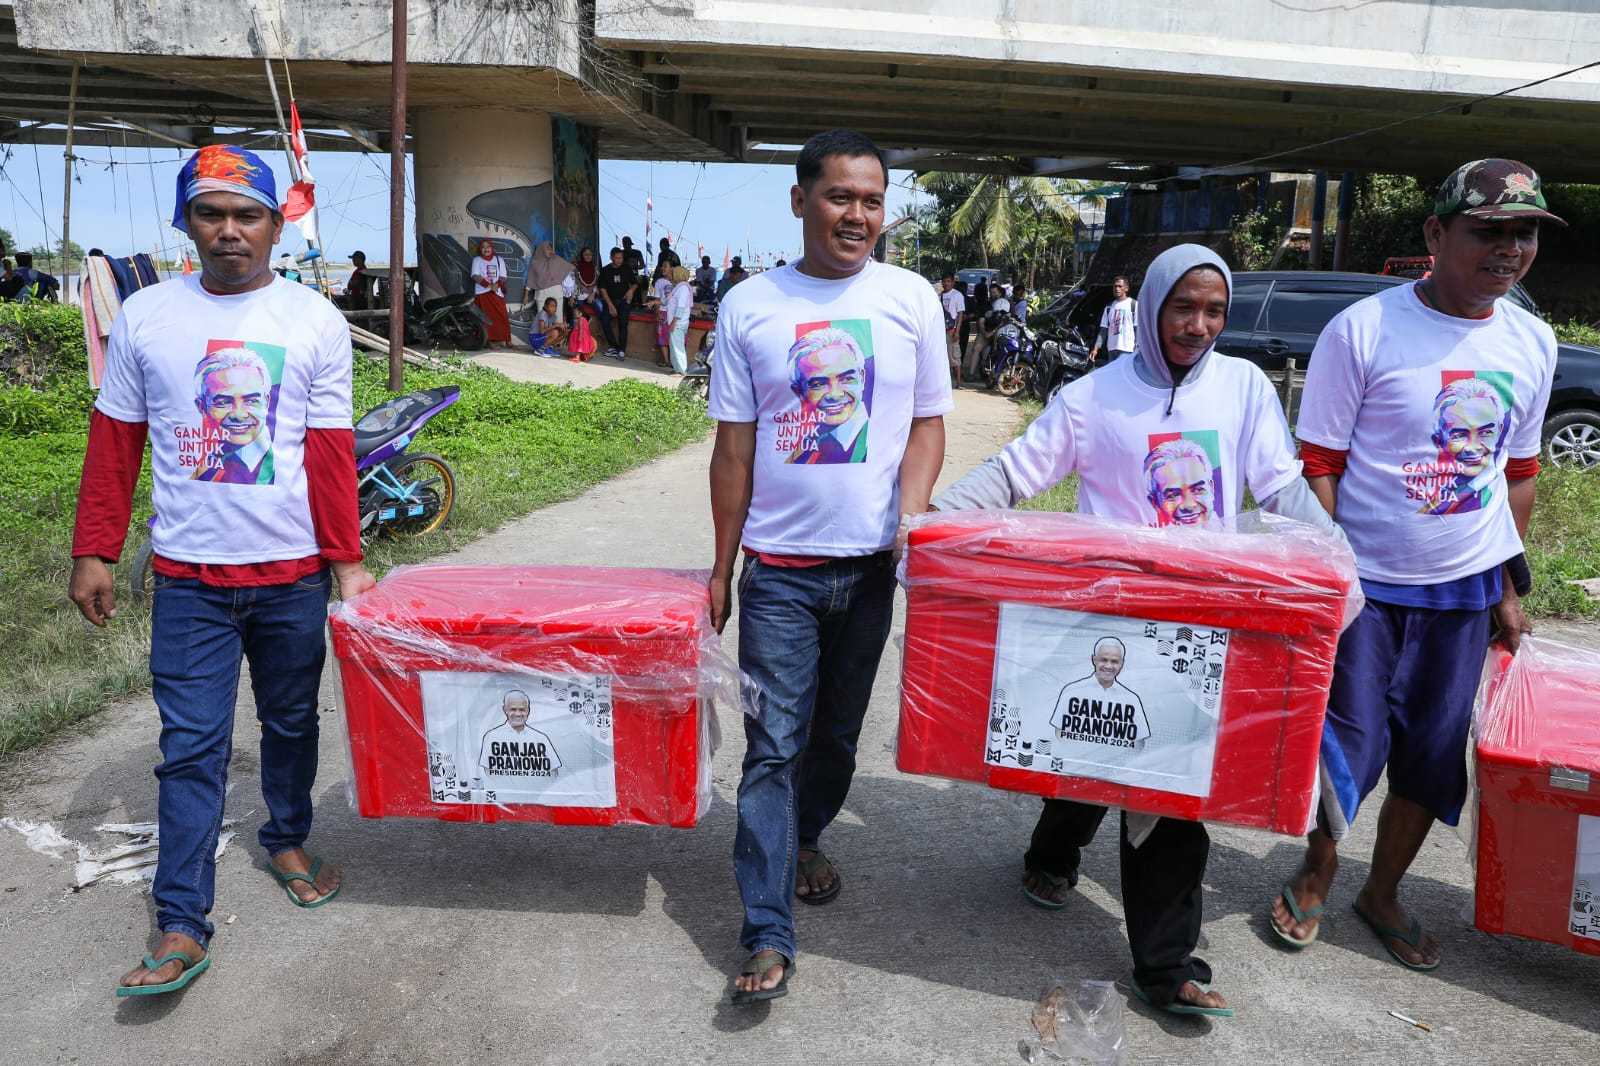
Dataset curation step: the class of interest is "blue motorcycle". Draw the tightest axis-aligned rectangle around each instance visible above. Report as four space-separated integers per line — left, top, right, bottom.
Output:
989 316 1043 398
128 385 461 602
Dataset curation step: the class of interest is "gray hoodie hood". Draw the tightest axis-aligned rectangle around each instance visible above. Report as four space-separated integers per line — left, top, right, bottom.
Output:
1134 244 1233 400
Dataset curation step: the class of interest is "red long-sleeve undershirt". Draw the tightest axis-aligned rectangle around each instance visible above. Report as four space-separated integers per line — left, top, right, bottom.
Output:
71 410 363 587
1297 439 1540 481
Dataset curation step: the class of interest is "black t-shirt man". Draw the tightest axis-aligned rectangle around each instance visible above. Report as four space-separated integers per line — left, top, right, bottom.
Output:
598 262 636 310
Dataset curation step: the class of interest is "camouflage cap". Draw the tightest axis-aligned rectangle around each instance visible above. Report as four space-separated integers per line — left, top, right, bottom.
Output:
1434 159 1565 226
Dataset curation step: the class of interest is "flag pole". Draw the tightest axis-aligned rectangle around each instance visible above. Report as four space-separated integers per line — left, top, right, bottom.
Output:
388 0 408 391
261 57 330 296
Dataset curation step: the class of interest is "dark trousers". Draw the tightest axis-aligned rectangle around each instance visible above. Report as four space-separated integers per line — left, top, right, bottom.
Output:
595 300 630 350
1026 798 1212 1006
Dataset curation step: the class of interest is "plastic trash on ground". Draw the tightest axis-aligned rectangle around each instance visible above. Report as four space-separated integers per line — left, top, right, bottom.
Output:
897 510 1361 835
328 564 735 828
1472 636 1600 955
1019 979 1126 1065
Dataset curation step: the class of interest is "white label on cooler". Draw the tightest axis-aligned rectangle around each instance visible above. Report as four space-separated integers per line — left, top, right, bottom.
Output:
419 670 617 808
1573 815 1600 942
985 604 1228 798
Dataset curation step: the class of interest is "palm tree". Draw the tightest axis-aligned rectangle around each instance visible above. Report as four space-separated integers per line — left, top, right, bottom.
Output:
919 171 1100 286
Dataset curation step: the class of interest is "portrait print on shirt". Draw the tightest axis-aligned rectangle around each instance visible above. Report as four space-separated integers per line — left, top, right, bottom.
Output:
1142 430 1223 528
419 669 617 808
183 339 286 485
1407 370 1514 516
778 319 875 465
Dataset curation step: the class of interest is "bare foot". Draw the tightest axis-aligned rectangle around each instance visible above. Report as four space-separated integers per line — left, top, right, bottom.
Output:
1175 981 1228 1011
1354 886 1440 968
1271 847 1338 944
270 847 343 905
795 849 836 899
732 950 788 995
120 931 204 989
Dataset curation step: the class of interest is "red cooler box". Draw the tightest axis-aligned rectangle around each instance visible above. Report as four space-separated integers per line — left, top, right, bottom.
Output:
328 565 717 828
898 511 1358 835
1474 638 1600 955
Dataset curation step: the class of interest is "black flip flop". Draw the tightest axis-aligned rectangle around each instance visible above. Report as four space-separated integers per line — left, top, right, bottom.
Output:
1022 867 1076 910
795 851 842 906
730 950 793 1006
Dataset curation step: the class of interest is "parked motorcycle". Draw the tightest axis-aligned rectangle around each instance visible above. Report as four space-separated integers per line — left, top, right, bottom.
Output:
677 327 716 402
989 317 1043 397
1030 323 1095 403
128 385 463 603
407 291 489 352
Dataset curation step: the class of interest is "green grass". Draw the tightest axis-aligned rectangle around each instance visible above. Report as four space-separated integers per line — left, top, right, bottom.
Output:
0 306 710 759
1000 402 1600 618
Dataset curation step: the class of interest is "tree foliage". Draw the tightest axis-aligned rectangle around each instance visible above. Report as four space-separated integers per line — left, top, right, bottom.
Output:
892 169 1101 287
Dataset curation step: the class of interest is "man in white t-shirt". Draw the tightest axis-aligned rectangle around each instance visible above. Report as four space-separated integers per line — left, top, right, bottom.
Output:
68 145 375 998
934 243 1350 1016
709 129 952 1006
1270 159 1561 970
1091 275 1137 364
939 273 967 385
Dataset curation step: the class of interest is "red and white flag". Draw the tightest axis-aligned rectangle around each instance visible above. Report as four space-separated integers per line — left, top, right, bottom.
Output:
282 101 319 244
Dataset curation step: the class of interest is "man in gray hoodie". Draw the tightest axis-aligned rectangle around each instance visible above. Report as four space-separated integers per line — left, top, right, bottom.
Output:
933 244 1345 1015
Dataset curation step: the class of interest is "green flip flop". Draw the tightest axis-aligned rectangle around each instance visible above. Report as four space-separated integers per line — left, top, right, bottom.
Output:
115 951 210 998
1352 901 1440 972
1021 867 1076 911
1270 881 1325 950
272 856 341 909
1130 980 1235 1019
730 949 793 1006
795 851 841 906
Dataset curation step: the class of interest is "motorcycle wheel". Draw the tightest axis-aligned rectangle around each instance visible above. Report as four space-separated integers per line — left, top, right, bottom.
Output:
996 363 1029 397
446 313 489 352
128 538 155 605
677 374 710 402
384 454 457 536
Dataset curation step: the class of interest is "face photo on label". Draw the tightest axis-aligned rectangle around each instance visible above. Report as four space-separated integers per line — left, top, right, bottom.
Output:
1417 371 1513 516
419 670 617 808
987 605 1229 797
186 340 285 485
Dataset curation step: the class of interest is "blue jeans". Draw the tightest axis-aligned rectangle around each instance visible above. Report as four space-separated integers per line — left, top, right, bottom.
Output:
149 569 332 947
733 552 896 963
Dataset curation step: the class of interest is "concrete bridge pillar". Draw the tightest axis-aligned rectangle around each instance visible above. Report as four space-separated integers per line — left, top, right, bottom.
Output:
413 107 554 306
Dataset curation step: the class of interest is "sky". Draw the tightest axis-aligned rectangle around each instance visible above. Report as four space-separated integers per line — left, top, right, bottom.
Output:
0 140 919 268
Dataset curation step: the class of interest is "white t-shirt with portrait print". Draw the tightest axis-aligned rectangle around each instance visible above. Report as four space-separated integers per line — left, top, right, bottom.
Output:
1295 281 1556 585
708 259 956 556
1100 297 1137 352
470 255 506 296
93 274 354 564
998 352 1302 529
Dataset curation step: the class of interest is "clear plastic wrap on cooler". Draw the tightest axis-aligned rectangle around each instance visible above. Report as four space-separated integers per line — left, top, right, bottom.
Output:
1472 636 1600 955
327 564 734 828
896 509 1361 835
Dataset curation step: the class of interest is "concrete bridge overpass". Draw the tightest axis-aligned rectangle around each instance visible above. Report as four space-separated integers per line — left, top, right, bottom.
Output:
5 0 1597 293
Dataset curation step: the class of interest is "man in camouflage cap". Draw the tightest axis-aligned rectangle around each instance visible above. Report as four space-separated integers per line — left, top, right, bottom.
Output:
1269 159 1561 970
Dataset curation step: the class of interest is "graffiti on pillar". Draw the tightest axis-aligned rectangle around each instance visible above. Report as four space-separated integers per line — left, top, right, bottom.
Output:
419 183 553 310
553 117 599 262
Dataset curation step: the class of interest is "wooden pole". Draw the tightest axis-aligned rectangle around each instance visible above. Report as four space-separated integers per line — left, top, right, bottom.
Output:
388 0 408 392
1309 170 1328 271
61 60 80 283
262 58 330 297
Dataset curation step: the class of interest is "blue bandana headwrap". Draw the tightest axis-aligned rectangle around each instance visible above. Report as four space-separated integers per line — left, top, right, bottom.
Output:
172 145 278 235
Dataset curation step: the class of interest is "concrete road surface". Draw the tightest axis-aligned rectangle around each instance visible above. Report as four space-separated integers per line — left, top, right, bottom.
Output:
3 385 1596 1065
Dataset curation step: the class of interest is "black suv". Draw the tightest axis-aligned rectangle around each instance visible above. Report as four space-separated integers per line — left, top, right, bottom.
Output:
1216 271 1600 469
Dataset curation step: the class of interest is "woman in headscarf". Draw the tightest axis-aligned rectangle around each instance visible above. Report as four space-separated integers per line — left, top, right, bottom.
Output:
470 239 511 349
523 241 574 329
931 244 1349 1019
573 246 600 315
665 265 694 375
